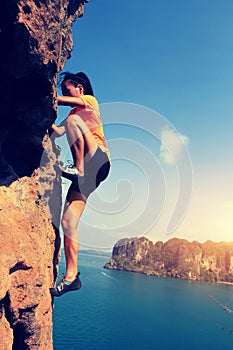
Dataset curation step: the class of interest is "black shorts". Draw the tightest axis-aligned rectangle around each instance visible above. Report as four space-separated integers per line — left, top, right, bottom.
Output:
68 147 110 198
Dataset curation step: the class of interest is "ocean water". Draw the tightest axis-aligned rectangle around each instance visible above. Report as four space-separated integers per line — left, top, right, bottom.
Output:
53 252 233 350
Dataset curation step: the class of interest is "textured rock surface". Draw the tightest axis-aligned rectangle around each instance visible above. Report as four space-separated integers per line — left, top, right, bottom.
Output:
105 237 233 283
0 0 89 349
0 0 88 184
0 135 61 349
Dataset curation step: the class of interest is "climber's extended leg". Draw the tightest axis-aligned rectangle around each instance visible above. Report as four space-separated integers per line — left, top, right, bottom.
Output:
50 190 86 297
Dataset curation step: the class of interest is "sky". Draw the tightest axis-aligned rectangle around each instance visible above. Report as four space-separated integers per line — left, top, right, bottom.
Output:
55 0 233 249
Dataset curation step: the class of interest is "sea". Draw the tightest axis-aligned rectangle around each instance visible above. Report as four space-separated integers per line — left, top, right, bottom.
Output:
53 252 233 350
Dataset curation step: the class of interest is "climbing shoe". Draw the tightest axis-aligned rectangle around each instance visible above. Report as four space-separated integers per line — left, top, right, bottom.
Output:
54 162 80 182
50 273 81 297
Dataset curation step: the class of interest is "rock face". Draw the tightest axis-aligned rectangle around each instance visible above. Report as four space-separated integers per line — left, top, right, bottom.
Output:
0 0 88 184
105 237 233 283
0 1 88 349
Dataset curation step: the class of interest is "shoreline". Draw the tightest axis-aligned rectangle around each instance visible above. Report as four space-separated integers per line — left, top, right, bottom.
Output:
217 281 233 286
105 265 233 286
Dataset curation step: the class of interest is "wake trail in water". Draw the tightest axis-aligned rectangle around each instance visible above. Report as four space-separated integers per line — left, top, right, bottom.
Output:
101 271 118 281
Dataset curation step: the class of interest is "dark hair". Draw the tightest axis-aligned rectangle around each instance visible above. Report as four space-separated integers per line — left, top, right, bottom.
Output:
59 71 94 96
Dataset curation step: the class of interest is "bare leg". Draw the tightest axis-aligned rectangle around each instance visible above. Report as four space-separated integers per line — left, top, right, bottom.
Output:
60 115 98 280
65 114 98 175
61 190 87 281
64 237 79 280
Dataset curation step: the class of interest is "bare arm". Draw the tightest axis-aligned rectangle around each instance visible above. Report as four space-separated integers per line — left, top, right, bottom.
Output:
57 95 85 108
51 123 66 137
50 95 85 136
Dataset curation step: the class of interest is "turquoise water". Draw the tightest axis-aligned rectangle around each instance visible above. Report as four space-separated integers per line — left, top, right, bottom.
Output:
53 253 233 350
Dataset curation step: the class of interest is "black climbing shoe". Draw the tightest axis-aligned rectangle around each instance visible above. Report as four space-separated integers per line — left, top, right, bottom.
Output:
50 273 81 297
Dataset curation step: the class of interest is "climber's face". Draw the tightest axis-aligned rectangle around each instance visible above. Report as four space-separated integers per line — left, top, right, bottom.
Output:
61 79 84 97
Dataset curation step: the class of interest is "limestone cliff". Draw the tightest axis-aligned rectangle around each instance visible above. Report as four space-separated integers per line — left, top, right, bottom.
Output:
0 1 89 349
105 237 233 283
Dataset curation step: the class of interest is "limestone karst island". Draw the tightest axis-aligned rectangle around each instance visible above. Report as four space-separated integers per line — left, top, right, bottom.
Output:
105 237 233 283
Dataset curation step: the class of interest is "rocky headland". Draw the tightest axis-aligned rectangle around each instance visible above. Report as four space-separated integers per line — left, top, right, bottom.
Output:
104 237 233 283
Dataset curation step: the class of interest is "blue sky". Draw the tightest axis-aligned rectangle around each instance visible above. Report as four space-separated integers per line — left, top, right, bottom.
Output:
56 0 233 248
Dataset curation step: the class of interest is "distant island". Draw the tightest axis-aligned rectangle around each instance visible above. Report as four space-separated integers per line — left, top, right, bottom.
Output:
104 237 233 283
79 249 111 258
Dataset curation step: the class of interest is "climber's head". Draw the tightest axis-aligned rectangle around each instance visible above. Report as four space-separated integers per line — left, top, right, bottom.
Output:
59 71 94 97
